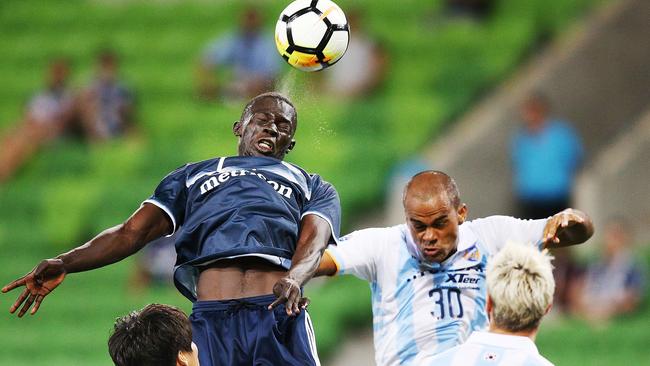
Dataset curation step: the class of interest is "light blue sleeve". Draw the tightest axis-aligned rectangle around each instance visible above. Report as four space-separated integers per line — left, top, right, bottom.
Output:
325 228 387 282
467 216 548 254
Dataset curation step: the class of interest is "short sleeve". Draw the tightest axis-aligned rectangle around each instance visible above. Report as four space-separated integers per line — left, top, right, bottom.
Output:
302 175 341 244
143 165 188 236
468 215 548 254
325 228 385 282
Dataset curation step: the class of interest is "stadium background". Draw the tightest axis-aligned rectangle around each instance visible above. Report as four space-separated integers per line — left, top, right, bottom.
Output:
0 0 648 365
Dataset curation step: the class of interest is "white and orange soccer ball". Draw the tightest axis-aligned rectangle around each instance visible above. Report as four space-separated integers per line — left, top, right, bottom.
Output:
275 0 350 72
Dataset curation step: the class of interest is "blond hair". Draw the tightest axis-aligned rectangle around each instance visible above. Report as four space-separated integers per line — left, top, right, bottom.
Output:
487 242 555 332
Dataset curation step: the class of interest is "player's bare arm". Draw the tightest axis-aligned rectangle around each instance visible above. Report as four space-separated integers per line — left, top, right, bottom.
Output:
1 203 170 317
542 208 594 248
269 214 332 315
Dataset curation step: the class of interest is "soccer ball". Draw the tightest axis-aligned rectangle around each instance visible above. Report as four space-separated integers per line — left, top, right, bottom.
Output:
275 0 350 72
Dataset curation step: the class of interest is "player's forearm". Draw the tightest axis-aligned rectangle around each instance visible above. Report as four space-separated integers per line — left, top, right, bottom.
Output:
56 224 146 274
287 247 324 286
288 216 331 285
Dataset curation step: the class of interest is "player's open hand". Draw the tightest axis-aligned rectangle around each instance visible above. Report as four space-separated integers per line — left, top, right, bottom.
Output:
2 258 67 317
542 208 586 247
268 276 306 316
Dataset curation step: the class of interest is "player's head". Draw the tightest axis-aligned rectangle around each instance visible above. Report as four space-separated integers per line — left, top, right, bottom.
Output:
486 243 555 336
240 6 263 34
521 92 549 130
403 170 467 264
603 216 632 256
47 58 70 89
233 92 297 161
108 304 199 366
96 48 119 81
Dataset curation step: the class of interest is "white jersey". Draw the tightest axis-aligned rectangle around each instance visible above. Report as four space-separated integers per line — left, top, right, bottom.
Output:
429 331 554 366
325 216 547 366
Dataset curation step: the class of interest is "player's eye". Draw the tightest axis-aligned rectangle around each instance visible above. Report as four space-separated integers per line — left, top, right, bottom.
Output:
413 223 426 231
277 123 291 133
434 220 448 228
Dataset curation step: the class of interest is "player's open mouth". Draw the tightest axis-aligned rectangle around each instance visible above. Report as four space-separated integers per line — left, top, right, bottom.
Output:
422 247 439 256
256 139 275 153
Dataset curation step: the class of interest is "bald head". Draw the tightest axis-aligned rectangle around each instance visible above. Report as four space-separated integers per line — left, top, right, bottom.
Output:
403 170 461 209
402 171 467 264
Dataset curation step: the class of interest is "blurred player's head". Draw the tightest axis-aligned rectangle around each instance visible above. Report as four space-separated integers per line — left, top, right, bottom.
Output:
240 7 263 35
603 216 632 257
234 92 297 161
521 92 549 131
108 303 199 366
47 58 70 90
486 243 554 337
96 49 119 82
403 170 467 264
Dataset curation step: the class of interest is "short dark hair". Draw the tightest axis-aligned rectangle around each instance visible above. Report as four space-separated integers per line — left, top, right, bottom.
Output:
108 304 193 366
240 92 298 127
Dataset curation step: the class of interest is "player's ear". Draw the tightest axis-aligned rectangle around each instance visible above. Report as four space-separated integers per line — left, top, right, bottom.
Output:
233 121 242 137
486 295 494 321
544 303 553 316
177 351 190 366
286 139 296 154
457 203 468 224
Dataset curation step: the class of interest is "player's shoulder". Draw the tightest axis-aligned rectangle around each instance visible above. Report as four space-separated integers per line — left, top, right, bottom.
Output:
427 343 460 361
464 215 540 231
285 161 317 178
529 354 555 366
340 224 403 245
541 357 555 366
177 157 223 174
285 161 337 189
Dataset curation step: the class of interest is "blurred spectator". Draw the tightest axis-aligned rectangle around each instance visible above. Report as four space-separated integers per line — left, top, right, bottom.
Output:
510 92 584 314
445 0 496 21
1 51 135 184
510 92 584 220
130 235 177 291
322 10 388 99
572 217 646 323
78 49 135 142
0 59 76 183
196 7 280 101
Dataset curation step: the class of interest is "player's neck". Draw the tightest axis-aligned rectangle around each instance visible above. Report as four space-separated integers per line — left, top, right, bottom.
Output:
488 325 538 341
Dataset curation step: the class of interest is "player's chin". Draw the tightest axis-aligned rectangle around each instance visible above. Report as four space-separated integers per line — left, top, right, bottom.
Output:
248 148 281 159
421 250 445 263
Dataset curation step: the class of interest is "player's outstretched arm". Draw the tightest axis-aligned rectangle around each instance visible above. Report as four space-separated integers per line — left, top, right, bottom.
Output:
1 203 171 317
268 214 331 316
542 208 594 248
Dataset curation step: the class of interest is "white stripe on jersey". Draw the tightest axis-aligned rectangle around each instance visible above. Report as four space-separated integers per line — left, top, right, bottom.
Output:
304 312 321 366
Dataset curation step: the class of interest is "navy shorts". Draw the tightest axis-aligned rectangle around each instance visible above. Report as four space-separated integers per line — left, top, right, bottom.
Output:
190 294 320 366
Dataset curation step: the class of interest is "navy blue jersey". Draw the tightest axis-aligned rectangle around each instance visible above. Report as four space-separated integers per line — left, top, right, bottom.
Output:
143 156 341 301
